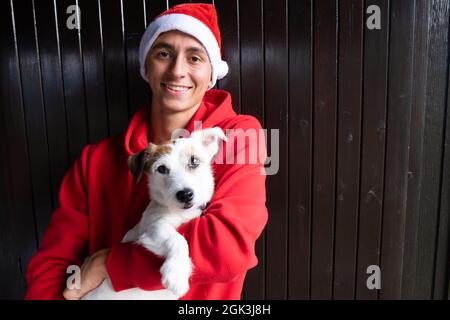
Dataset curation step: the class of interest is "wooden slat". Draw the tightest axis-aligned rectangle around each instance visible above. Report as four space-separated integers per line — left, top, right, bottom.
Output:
380 0 415 299
333 0 364 299
311 0 338 300
434 1 450 294
356 0 390 300
440 46 450 300
239 0 265 300
416 0 450 300
168 0 187 7
0 95 15 299
402 0 450 299
78 0 109 144
55 0 88 163
401 0 429 300
264 0 289 300
215 0 241 112
14 0 54 248
145 0 168 24
287 0 313 300
123 0 151 118
0 0 38 299
33 0 69 211
99 0 130 136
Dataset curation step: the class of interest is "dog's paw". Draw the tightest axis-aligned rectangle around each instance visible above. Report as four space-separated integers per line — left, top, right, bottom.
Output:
160 257 192 297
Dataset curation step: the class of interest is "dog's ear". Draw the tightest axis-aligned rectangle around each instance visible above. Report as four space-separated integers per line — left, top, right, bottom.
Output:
191 127 227 158
127 144 156 183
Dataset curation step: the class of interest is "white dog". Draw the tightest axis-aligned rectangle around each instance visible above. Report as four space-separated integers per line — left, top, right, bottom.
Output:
82 127 227 300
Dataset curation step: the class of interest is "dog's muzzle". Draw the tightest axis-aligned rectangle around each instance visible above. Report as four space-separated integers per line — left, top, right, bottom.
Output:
177 188 194 208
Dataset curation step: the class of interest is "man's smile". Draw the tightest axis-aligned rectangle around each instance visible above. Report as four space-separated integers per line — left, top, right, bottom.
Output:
161 82 193 94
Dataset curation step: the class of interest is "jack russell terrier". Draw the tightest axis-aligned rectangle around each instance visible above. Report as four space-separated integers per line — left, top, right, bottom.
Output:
82 127 227 300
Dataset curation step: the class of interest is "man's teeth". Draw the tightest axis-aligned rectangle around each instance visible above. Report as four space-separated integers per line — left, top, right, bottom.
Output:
165 84 190 92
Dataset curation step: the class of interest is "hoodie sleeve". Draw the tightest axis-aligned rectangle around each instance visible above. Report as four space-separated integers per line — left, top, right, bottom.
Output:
25 146 91 300
106 117 268 292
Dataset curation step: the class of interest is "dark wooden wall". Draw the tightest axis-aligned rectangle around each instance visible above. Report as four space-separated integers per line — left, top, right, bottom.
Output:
1 0 450 300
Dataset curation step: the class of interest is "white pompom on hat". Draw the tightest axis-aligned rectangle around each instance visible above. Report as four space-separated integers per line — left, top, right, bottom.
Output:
139 3 229 88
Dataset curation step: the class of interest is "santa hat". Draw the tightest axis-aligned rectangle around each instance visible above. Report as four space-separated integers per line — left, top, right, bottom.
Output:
139 3 229 87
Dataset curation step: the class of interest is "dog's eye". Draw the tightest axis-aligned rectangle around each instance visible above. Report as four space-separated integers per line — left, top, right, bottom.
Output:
157 165 170 174
188 156 200 169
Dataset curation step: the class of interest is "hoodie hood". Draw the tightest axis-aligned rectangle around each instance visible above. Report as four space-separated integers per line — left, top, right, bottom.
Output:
124 89 236 155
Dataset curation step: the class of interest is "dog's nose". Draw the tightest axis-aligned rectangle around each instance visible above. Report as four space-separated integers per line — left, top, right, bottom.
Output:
176 188 194 203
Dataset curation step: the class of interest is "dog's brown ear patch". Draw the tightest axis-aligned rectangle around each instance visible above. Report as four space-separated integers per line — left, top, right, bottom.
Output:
156 144 173 155
127 144 155 183
147 144 173 168
127 143 174 182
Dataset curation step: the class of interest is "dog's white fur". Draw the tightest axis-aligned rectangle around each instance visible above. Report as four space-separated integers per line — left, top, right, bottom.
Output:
82 127 226 300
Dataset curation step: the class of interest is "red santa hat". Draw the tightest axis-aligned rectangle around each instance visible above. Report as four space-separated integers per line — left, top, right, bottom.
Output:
139 3 229 87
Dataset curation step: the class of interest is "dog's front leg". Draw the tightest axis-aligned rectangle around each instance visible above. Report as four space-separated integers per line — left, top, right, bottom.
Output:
159 232 192 297
137 222 192 297
121 225 140 243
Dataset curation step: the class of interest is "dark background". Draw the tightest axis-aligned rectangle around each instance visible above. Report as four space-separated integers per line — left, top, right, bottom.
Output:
1 0 450 299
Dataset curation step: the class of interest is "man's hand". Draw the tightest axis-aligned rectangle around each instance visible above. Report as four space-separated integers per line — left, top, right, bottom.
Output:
63 248 109 300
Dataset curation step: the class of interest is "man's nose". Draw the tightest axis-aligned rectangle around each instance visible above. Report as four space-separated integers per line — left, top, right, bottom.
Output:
168 55 187 78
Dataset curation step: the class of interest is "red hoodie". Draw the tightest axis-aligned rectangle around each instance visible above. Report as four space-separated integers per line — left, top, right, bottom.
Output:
25 89 268 300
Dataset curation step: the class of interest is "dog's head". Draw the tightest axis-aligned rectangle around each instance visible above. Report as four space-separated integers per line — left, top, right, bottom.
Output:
128 127 227 211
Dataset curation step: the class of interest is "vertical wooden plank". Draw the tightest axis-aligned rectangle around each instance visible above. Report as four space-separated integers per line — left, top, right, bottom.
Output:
99 0 129 136
434 4 450 295
417 0 450 300
239 0 265 300
438 46 450 300
215 0 241 113
55 0 88 163
0 97 14 299
380 0 416 300
311 0 338 300
402 0 450 299
123 0 150 118
168 0 189 7
34 0 69 211
0 0 38 299
264 0 288 300
401 0 429 300
79 0 109 144
333 0 364 299
145 0 168 25
287 0 313 300
356 0 389 300
14 0 54 247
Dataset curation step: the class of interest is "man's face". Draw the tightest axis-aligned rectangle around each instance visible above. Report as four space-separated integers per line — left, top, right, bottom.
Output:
146 30 213 114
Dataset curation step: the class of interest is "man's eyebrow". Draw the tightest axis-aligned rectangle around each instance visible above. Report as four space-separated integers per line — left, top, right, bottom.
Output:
151 42 175 51
151 42 207 55
186 46 207 55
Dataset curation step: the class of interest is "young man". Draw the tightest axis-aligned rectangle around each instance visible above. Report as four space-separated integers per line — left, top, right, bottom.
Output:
25 3 267 300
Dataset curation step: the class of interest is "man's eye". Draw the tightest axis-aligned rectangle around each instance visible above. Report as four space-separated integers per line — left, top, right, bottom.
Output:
157 165 170 174
191 56 201 63
188 156 200 169
157 51 170 58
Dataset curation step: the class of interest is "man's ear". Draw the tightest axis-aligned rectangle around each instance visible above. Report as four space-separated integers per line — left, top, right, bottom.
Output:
191 127 227 159
127 144 156 183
